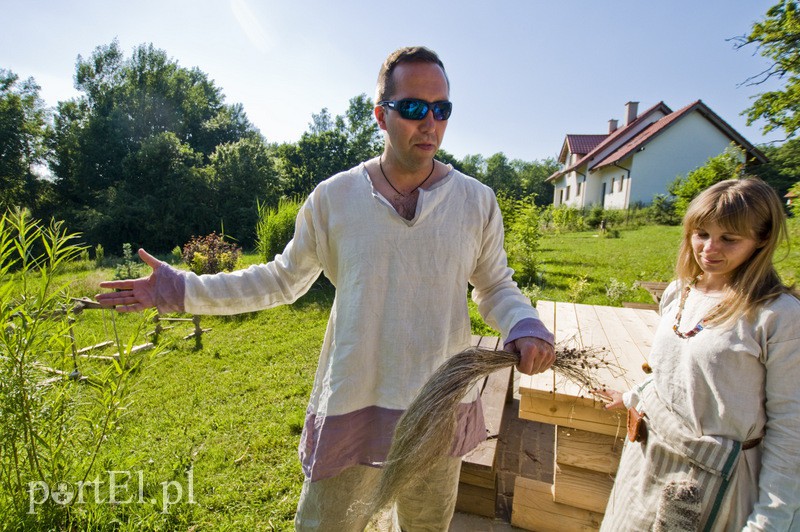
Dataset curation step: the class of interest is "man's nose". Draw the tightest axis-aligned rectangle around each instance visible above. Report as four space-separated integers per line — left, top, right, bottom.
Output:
419 109 436 130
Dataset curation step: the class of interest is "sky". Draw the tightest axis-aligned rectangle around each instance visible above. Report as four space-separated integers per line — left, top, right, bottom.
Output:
2 0 787 163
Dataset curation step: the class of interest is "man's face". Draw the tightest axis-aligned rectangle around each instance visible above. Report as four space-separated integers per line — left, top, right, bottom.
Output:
376 62 449 170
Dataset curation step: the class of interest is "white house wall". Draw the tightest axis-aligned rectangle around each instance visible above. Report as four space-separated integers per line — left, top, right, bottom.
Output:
552 171 589 207
626 111 736 205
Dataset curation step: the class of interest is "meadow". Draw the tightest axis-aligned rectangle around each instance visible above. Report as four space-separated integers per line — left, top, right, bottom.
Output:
4 220 799 531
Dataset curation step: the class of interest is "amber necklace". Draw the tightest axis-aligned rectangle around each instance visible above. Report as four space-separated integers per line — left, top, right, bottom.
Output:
672 278 723 339
379 158 435 199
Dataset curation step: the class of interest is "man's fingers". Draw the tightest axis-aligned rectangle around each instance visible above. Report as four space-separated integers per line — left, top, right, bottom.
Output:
138 248 161 269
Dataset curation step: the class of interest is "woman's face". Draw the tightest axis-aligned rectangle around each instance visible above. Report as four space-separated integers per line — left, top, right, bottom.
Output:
691 222 762 282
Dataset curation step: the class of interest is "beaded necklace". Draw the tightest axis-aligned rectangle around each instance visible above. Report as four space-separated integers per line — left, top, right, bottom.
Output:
672 278 723 339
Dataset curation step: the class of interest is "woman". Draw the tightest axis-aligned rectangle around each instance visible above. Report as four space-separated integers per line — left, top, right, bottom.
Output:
595 178 800 531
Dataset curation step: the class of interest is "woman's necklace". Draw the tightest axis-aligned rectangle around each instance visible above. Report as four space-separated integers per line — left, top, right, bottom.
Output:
672 278 723 339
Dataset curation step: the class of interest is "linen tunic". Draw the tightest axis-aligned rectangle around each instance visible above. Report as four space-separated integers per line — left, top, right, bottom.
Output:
179 164 545 481
603 281 800 531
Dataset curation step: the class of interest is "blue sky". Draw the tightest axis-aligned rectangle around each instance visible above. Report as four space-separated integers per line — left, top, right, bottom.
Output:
2 0 785 162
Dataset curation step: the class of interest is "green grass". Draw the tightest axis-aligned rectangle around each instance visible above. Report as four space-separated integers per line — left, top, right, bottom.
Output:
5 220 800 530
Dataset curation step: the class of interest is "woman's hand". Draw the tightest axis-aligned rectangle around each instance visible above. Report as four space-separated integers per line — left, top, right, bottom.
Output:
592 388 626 410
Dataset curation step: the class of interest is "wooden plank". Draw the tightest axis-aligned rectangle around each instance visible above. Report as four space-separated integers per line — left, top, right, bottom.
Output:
461 439 496 471
553 463 614 514
455 482 495 518
622 301 659 310
459 464 495 489
511 477 602 532
483 365 511 437
519 394 625 437
555 426 623 475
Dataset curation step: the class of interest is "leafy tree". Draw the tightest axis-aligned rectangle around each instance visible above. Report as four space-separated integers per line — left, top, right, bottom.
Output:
50 41 256 250
338 93 382 162
734 0 800 138
458 154 486 181
484 152 519 196
514 157 559 205
274 129 351 197
751 137 800 197
274 94 381 197
669 145 746 215
208 136 280 247
0 70 50 211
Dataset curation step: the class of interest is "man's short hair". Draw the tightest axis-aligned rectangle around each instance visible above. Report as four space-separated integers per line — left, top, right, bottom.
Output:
376 46 449 102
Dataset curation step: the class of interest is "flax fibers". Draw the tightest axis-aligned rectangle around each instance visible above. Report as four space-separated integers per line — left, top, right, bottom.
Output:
364 343 616 519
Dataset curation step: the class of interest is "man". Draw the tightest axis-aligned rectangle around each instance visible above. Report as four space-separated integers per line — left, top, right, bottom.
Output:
97 46 554 531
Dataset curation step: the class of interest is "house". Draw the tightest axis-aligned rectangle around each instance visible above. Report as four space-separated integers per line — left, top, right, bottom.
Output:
546 100 768 209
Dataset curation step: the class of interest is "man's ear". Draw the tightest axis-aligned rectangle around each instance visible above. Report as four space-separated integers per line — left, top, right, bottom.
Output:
375 105 387 131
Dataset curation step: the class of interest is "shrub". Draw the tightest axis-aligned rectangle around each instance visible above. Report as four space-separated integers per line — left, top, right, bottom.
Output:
567 274 591 302
551 205 586 232
182 232 241 275
0 210 158 527
648 194 680 225
256 197 303 263
506 199 541 283
93 243 104 268
605 278 634 305
113 243 145 280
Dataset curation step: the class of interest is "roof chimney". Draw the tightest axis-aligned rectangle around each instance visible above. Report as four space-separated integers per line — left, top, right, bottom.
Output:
608 119 618 134
625 101 639 125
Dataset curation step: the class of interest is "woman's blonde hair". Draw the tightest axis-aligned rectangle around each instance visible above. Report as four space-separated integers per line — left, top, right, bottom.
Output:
676 177 795 324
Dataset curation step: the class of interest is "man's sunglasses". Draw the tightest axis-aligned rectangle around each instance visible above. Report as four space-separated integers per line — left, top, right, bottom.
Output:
378 99 452 121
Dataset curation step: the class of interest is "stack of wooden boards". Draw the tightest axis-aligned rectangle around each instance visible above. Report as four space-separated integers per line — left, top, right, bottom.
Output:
513 300 660 531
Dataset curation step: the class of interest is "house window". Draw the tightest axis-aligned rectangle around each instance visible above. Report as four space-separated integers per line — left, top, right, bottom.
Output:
566 186 571 201
577 182 582 196
611 178 615 193
619 176 624 192
559 189 564 204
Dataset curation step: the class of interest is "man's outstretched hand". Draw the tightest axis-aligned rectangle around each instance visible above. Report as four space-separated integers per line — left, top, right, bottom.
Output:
96 249 162 312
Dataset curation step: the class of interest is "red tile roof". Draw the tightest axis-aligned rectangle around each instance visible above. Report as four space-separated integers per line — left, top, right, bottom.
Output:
566 134 607 155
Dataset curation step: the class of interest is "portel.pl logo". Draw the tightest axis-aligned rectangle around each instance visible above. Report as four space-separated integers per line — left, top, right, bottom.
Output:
27 468 194 514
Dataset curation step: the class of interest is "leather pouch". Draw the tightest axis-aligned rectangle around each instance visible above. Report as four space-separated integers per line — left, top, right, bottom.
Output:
627 407 647 443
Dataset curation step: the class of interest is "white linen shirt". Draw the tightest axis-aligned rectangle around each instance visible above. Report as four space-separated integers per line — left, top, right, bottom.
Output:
180 163 542 478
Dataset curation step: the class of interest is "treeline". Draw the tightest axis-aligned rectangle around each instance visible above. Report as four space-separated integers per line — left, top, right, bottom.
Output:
1 40 558 253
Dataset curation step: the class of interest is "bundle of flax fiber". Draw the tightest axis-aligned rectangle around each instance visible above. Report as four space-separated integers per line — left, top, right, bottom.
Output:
364 342 614 519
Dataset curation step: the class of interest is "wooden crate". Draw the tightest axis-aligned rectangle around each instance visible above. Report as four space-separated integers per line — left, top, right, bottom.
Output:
512 301 658 530
511 477 603 532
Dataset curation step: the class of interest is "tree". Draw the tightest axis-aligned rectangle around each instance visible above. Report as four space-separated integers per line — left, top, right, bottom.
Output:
50 40 258 250
751 137 800 197
0 70 50 210
274 95 381 197
669 145 746 215
339 94 382 162
513 157 559 205
734 0 800 138
208 136 281 246
110 132 213 251
484 152 519 197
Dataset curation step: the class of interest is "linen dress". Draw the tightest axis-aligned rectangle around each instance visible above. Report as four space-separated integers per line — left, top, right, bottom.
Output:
601 281 800 531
